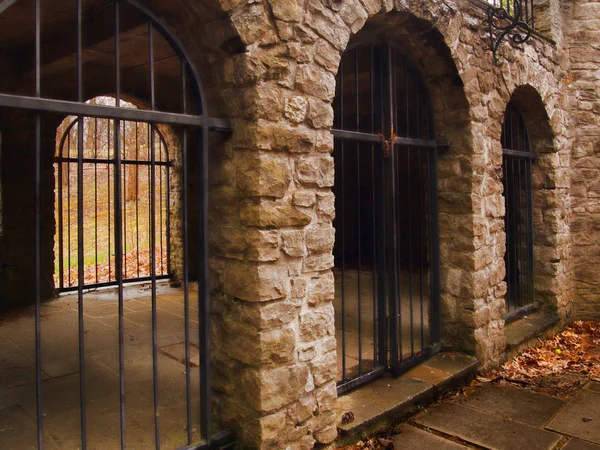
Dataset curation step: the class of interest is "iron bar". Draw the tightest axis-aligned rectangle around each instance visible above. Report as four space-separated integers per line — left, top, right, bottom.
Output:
34 2 42 444
55 156 171 166
181 60 192 446
199 126 212 442
355 49 363 374
339 56 346 382
0 93 231 130
148 21 161 450
94 118 99 284
76 0 88 444
114 2 126 447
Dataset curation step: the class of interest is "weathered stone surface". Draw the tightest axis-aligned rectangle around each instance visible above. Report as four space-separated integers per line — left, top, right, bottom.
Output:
293 190 316 207
316 191 336 222
285 96 309 123
303 253 335 272
237 152 291 199
296 64 337 101
241 198 312 227
308 271 335 305
300 304 335 342
224 262 288 302
241 364 310 412
306 226 335 255
281 230 307 257
296 156 335 187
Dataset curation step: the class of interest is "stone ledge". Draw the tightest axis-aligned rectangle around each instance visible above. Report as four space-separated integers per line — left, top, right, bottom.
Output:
505 310 561 361
334 353 479 443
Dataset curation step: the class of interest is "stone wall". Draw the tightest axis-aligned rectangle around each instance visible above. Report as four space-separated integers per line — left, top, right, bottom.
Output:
565 0 600 319
1 0 597 447
160 0 575 447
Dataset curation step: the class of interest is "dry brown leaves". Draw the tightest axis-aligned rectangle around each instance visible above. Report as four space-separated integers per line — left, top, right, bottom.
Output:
338 437 395 450
483 320 600 398
55 244 168 288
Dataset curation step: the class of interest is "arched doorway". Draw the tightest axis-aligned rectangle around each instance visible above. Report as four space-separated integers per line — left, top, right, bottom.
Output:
0 0 230 448
332 43 441 393
502 103 535 319
54 103 171 291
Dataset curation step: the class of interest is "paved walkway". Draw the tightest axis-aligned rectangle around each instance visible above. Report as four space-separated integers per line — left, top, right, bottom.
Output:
396 381 600 450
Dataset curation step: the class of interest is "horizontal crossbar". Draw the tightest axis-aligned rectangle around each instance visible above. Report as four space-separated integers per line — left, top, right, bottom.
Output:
0 93 231 132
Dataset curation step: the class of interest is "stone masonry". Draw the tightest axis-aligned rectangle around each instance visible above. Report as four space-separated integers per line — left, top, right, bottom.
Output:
1 0 599 448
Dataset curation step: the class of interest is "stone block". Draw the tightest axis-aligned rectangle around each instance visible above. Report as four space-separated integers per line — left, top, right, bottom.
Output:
308 271 335 306
296 156 335 187
293 190 316 207
303 253 335 272
306 226 335 254
224 262 288 302
241 364 311 412
311 350 337 386
281 230 308 257
241 198 312 227
237 152 291 199
300 303 334 342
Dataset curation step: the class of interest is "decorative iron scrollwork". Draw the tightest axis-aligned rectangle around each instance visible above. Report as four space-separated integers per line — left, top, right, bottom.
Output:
486 0 532 63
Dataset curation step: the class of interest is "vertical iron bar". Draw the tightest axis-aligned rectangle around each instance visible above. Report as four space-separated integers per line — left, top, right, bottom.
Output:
135 122 140 278
58 148 64 290
34 0 43 446
374 46 386 369
370 45 377 367
159 138 164 273
76 0 88 446
339 56 346 381
428 147 441 344
67 135 72 285
517 157 525 308
123 121 127 278
526 157 535 306
181 60 192 445
199 126 212 443
148 21 161 450
415 80 425 351
355 49 362 374
386 45 400 369
504 154 511 313
165 141 171 276
114 2 126 447
407 148 415 357
108 120 112 282
94 118 99 284
510 156 520 309
405 65 415 357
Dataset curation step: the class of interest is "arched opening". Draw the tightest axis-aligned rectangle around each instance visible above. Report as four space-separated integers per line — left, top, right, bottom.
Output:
333 42 440 392
54 97 172 291
0 1 231 448
501 103 536 319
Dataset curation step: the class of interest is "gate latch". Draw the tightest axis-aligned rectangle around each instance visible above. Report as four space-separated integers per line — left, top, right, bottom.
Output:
378 126 396 158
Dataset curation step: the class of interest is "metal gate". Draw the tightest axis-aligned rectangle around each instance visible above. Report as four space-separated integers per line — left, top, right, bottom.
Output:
502 103 535 319
0 0 231 448
55 116 171 291
332 43 441 393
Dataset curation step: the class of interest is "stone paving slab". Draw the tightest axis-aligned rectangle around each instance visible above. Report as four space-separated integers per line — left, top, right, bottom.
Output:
584 381 600 394
546 390 600 444
415 403 562 450
563 438 600 450
336 353 478 436
460 383 565 427
391 424 468 449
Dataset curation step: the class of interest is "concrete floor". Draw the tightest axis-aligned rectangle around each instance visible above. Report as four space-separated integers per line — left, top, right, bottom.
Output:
0 282 206 449
334 267 432 382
